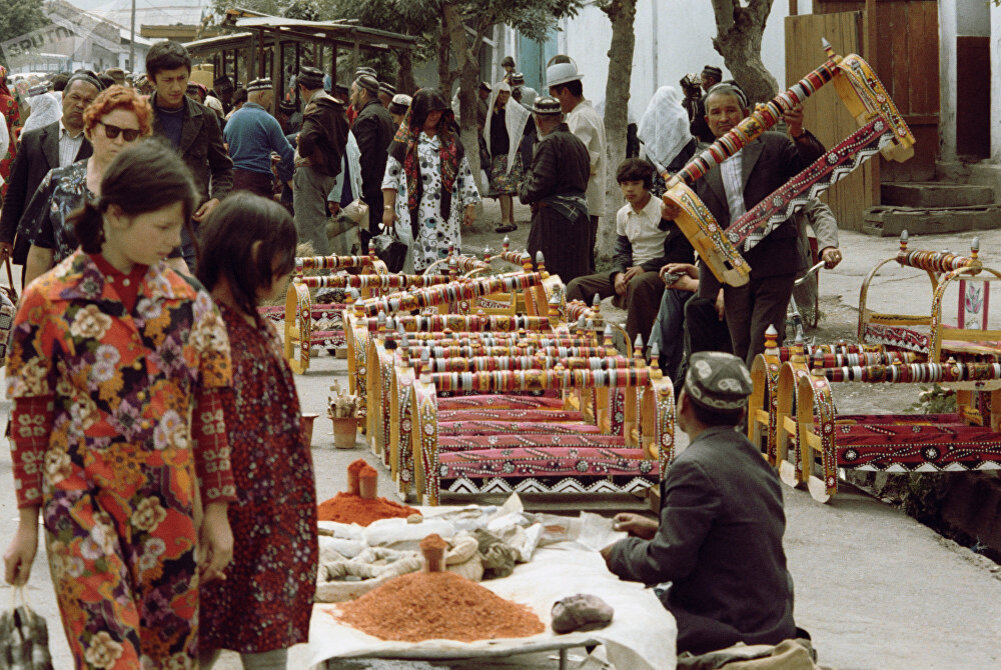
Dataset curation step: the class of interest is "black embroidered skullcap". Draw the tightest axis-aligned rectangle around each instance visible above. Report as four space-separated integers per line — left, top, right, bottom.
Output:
388 93 411 115
298 66 324 90
683 351 753 411
478 81 491 93
702 65 723 80
213 75 234 91
510 72 525 84
246 77 272 92
531 96 562 116
378 81 395 96
356 74 380 95
278 100 296 115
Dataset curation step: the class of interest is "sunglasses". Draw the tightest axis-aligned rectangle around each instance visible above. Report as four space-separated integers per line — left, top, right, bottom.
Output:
99 121 141 142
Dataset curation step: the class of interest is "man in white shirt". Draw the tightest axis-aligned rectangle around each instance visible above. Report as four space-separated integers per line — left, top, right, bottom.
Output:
548 57 605 273
0 71 101 267
565 158 693 348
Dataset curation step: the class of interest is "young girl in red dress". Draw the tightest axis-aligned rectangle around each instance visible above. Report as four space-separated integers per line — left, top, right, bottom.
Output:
195 192 318 670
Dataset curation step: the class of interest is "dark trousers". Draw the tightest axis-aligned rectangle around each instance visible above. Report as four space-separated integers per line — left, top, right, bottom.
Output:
587 215 599 273
723 274 795 366
674 296 732 395
566 270 664 348
650 288 693 381
361 190 384 253
232 169 275 199
527 206 590 286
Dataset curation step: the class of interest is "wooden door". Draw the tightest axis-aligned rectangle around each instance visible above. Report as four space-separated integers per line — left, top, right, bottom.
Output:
956 36 990 159
785 11 876 232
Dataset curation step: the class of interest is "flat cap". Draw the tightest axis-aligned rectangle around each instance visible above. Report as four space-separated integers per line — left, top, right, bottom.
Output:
246 77 272 92
356 74 380 95
298 66 324 90
531 95 562 116
683 351 752 411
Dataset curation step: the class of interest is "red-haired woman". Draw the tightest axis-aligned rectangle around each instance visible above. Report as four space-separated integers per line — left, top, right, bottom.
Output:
22 85 154 285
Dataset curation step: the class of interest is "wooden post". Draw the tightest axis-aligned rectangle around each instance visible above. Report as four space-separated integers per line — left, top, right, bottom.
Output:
272 36 280 98
420 534 447 572
789 0 798 16
295 42 301 106
330 46 338 90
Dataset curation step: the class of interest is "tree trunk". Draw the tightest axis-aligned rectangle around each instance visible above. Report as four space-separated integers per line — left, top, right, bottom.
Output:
437 33 458 97
443 3 488 197
599 0 636 265
396 48 416 95
710 0 778 104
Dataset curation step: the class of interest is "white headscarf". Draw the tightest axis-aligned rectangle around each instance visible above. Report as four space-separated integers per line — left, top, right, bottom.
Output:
483 80 531 174
637 86 692 172
23 92 62 133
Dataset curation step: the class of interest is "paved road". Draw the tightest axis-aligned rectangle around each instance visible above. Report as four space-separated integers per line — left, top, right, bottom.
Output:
2 221 1000 669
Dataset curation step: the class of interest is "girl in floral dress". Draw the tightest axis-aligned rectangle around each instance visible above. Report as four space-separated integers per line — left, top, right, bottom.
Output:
381 88 480 273
195 192 318 670
3 140 236 669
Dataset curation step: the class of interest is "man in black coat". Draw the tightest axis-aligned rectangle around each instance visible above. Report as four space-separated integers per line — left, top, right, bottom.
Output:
0 72 101 267
685 83 825 365
603 351 797 656
517 96 591 285
350 74 395 250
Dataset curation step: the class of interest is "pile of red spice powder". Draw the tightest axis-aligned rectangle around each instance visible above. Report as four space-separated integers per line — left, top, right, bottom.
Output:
316 492 419 526
334 571 545 642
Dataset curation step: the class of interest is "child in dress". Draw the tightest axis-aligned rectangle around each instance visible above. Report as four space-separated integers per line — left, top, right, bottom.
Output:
195 192 318 670
3 139 236 668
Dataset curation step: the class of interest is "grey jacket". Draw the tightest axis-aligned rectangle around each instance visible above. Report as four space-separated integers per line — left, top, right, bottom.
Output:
607 426 796 655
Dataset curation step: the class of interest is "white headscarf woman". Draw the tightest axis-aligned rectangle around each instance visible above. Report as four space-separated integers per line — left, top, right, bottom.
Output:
483 81 531 176
637 86 693 173
23 86 61 133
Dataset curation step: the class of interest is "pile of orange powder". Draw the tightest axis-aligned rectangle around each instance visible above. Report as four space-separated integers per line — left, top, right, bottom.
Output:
316 459 420 526
334 571 545 642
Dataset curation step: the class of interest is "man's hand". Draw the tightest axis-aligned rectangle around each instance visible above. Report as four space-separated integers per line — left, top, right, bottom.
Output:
0 241 12 264
612 512 659 540
715 288 725 321
660 195 681 221
328 201 341 217
783 105 805 138
820 246 842 269
198 503 233 584
623 265 643 283
613 272 628 296
193 198 221 222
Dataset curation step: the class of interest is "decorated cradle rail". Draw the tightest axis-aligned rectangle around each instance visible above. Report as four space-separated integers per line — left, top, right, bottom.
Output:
663 40 914 287
407 364 675 505
357 273 545 317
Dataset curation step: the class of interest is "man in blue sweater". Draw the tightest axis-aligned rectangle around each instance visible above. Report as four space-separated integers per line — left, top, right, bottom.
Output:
223 78 295 199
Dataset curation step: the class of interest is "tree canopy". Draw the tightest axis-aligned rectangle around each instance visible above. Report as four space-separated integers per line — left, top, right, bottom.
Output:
0 0 48 52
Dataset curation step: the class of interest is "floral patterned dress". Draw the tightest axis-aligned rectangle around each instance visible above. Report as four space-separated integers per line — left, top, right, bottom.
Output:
382 131 480 272
199 304 318 654
23 160 92 264
6 251 235 669
0 67 20 196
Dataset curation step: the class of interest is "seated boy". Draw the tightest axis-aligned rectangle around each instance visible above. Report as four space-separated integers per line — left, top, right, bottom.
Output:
565 158 694 346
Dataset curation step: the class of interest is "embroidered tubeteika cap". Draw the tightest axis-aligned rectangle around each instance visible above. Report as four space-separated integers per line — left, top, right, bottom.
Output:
683 351 753 411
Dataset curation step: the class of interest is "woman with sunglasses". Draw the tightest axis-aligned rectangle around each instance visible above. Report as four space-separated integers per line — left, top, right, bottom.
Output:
21 85 153 285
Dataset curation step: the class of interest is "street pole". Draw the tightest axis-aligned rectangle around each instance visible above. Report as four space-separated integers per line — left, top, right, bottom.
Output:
130 0 136 73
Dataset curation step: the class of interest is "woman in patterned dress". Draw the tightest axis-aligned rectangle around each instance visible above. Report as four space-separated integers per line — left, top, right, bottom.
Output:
381 88 481 273
22 85 154 286
483 81 529 234
195 192 318 670
0 66 21 199
3 140 236 669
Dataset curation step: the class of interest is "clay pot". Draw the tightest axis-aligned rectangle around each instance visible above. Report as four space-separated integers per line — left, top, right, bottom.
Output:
332 416 359 449
301 414 319 445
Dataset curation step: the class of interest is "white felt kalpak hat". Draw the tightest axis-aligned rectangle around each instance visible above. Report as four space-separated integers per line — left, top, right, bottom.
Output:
546 56 582 88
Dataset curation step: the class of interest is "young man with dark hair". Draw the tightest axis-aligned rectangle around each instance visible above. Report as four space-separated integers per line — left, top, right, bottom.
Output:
602 351 797 657
565 157 693 348
146 40 233 270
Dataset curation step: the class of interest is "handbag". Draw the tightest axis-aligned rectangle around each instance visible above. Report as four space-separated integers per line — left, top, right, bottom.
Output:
0 258 17 367
370 224 407 273
0 588 54 670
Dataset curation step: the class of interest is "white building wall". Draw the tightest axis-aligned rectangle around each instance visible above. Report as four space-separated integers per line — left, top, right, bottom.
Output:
940 0 959 163
549 0 789 123
991 6 1001 164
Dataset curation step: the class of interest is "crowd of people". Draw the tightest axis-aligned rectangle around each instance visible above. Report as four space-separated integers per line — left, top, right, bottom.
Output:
0 37 848 668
